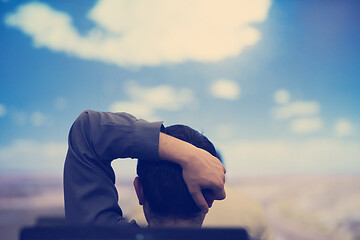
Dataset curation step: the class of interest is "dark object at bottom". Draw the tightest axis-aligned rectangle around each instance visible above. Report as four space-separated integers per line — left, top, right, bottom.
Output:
20 225 249 240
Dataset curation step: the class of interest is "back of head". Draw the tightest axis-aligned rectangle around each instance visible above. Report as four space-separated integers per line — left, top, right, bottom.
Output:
137 125 221 221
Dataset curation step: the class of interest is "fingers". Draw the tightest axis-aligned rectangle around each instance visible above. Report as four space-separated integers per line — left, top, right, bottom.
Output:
209 179 226 200
189 186 209 213
202 189 216 208
214 188 226 200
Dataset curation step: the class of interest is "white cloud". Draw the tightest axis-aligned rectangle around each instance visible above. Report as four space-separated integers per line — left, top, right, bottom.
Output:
109 82 195 120
5 0 271 67
31 111 46 126
129 83 194 111
289 117 323 134
109 102 155 120
9 111 52 127
218 138 360 176
334 118 355 137
0 139 67 171
54 97 67 111
210 79 240 100
0 104 6 117
273 89 290 104
272 101 320 120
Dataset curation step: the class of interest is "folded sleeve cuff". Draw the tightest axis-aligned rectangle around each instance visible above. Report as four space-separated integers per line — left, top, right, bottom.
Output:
133 119 163 161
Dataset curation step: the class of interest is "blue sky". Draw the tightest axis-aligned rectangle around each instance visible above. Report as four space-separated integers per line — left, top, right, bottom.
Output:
0 0 359 177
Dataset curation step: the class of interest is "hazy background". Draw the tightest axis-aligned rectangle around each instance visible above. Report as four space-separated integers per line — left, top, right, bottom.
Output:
1 0 359 239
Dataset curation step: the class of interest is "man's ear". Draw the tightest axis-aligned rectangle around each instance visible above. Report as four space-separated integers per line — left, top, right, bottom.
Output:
133 177 145 206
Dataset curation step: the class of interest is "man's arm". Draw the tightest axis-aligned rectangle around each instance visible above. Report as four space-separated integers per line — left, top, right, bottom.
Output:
64 110 163 224
64 110 226 224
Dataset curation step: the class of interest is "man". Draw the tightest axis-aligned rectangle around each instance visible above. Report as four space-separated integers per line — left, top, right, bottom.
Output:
135 124 222 227
64 110 226 226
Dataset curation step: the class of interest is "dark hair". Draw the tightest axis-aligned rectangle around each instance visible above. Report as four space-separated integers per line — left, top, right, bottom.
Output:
136 125 221 220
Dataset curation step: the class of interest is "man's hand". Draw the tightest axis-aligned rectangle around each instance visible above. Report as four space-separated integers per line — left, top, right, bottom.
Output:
181 147 226 213
159 133 226 213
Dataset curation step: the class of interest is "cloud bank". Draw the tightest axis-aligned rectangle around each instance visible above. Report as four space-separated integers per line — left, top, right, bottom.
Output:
0 139 67 172
5 0 271 67
272 101 320 120
219 138 360 176
109 82 195 120
334 118 355 137
31 111 47 127
289 117 323 134
273 89 290 104
210 79 240 100
271 89 325 135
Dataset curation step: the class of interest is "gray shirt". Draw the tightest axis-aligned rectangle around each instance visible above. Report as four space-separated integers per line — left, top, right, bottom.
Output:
63 110 163 225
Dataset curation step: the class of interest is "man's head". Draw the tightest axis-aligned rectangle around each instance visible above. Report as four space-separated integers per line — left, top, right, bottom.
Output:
134 125 221 227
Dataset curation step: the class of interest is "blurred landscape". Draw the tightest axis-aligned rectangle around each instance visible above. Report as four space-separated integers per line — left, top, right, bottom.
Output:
1 174 359 240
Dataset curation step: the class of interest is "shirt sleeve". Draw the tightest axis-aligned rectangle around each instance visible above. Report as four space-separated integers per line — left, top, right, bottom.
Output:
63 110 163 225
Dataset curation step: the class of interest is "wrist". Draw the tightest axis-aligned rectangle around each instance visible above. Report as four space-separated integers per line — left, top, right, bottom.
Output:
158 132 194 167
